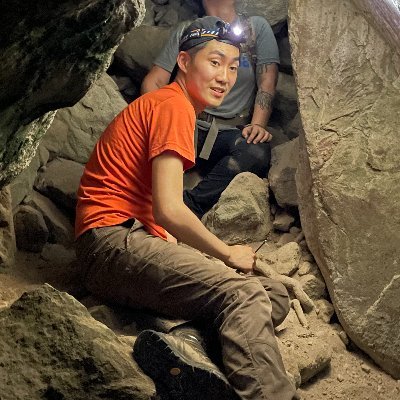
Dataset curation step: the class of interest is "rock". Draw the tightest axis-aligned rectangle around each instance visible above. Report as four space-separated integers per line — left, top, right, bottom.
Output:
269 138 299 207
156 7 179 26
111 74 139 103
0 113 56 189
286 112 302 139
289 226 301 235
273 209 295 232
42 74 127 165
277 310 332 386
202 172 272 245
25 190 74 246
142 0 157 26
299 273 327 300
297 338 331 384
9 146 49 209
268 126 291 149
258 241 301 276
290 0 400 378
272 72 299 128
235 0 289 27
0 186 16 267
298 261 314 276
0 0 144 189
277 232 298 247
0 284 154 399
14 205 49 253
35 158 84 214
316 299 335 323
114 25 174 84
41 244 76 268
88 305 123 332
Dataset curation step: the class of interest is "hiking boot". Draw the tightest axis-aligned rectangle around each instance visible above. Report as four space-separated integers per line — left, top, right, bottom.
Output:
133 329 238 400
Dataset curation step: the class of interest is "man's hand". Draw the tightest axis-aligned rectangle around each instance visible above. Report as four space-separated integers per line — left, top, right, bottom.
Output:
225 245 256 273
242 124 273 144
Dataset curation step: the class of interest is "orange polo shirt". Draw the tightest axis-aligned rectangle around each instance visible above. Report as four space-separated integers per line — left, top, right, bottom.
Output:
75 82 196 240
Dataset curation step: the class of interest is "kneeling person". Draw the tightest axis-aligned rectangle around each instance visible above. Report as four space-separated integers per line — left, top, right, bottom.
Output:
75 16 296 400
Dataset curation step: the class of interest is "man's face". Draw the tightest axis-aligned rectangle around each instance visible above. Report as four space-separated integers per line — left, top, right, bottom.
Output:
183 40 240 110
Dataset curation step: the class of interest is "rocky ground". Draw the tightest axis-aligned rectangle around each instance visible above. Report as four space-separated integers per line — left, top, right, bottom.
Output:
1 243 399 400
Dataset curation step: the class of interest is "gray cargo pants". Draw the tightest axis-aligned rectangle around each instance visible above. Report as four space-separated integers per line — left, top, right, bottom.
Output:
75 220 296 400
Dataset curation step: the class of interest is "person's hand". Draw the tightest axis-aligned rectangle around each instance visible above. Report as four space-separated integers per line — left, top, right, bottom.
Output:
225 245 256 273
242 124 273 144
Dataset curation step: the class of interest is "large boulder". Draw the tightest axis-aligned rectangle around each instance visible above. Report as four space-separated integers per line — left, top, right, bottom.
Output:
269 138 299 208
202 172 272 244
236 0 289 27
114 25 174 83
0 186 16 268
42 73 127 164
35 158 85 214
0 284 154 399
0 0 145 188
290 0 400 378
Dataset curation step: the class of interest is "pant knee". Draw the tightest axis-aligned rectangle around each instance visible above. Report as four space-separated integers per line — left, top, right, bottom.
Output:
269 283 290 327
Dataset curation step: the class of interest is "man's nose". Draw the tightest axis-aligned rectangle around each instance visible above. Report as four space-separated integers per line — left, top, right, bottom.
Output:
216 66 229 83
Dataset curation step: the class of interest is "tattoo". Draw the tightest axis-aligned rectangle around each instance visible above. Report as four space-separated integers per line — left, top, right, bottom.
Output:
255 90 274 110
256 64 270 75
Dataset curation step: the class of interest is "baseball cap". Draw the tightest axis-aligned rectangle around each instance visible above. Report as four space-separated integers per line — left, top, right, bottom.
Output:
179 16 246 51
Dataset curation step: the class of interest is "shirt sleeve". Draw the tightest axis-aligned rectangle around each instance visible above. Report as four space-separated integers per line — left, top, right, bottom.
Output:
147 96 195 171
252 16 280 66
153 22 191 73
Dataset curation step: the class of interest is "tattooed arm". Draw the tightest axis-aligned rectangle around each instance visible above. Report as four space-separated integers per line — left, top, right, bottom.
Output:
242 63 278 144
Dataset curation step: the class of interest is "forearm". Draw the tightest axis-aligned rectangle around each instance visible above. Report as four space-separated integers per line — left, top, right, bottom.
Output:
250 63 278 128
250 90 274 128
156 202 231 264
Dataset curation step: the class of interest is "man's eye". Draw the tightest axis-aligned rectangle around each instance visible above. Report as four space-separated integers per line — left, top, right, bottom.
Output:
211 60 220 66
230 65 238 72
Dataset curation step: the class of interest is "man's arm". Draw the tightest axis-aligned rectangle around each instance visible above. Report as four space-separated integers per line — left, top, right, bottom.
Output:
242 62 278 144
152 152 255 272
141 65 172 94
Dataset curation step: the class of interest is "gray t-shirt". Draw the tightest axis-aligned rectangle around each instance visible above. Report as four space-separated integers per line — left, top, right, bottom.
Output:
154 16 279 124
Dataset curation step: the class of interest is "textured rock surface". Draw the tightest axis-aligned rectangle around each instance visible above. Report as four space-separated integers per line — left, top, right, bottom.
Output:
269 138 299 207
202 172 272 244
42 73 127 164
26 190 74 246
0 284 154 399
0 186 16 268
0 0 145 188
236 0 289 27
290 0 400 378
258 241 301 276
35 158 85 213
114 25 174 83
14 205 49 252
9 146 49 209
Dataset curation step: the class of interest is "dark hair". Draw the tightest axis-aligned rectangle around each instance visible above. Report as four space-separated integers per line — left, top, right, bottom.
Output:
169 41 208 83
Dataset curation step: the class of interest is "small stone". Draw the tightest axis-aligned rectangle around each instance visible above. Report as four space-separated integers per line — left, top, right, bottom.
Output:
361 363 371 373
273 210 295 232
337 374 344 382
298 261 312 276
338 330 349 345
315 299 335 323
289 226 301 234
170 367 181 376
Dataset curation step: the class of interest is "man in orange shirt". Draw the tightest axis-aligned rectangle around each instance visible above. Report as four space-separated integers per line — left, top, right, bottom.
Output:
75 17 296 400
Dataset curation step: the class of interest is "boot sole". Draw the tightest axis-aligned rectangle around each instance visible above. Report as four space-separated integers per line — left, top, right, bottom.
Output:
133 330 238 400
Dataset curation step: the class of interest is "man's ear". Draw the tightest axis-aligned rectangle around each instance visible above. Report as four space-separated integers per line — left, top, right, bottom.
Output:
177 51 191 74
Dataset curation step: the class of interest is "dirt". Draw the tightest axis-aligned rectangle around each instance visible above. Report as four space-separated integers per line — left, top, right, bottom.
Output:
1 249 399 400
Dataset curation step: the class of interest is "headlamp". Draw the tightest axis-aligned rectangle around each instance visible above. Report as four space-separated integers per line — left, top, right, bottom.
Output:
179 18 246 51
